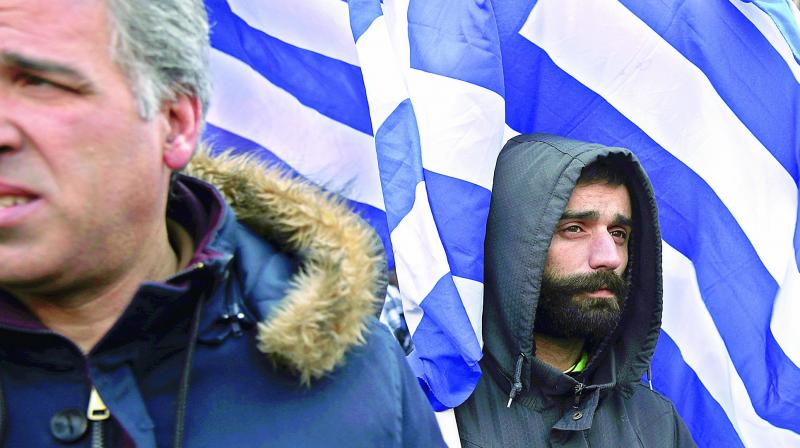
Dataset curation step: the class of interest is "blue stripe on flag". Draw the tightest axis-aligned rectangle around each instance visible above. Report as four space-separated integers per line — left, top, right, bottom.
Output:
499 37 800 431
204 123 294 172
407 274 483 411
606 95 800 433
608 110 800 433
795 206 800 267
620 0 799 183
205 0 373 136
203 124 394 267
424 170 490 282
407 0 504 97
348 0 383 42
747 0 800 63
651 332 745 448
374 99 425 230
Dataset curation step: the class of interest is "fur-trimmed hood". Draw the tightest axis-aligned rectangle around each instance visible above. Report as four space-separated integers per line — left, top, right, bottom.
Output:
184 147 386 384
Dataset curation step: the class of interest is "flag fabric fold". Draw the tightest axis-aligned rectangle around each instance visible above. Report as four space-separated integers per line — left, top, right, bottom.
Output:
204 0 800 446
347 0 502 410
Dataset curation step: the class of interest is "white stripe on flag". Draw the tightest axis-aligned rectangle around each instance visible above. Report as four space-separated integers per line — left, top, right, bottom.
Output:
382 0 412 70
227 0 359 66
771 263 800 367
408 68 505 190
520 0 798 293
794 0 800 30
662 244 800 447
729 0 800 82
434 409 462 448
381 0 505 190
206 49 384 210
392 182 452 336
452 276 484 349
503 124 520 148
356 15 412 131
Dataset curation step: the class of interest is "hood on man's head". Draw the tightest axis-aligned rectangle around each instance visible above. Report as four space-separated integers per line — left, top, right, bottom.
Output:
482 133 662 392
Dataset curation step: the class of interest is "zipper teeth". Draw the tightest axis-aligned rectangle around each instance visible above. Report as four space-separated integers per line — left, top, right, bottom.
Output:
92 421 105 448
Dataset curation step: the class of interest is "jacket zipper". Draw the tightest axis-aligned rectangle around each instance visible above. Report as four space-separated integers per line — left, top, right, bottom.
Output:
87 386 110 448
570 382 586 421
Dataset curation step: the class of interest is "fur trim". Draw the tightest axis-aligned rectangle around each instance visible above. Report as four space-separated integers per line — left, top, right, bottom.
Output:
185 147 384 385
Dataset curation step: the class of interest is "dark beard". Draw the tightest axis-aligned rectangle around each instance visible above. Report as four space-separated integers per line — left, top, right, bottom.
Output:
534 270 628 343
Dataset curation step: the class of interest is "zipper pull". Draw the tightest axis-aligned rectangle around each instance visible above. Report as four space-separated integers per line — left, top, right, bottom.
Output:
572 382 586 408
570 382 586 421
87 387 110 421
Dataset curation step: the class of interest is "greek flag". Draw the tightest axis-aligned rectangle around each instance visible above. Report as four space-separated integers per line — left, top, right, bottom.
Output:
202 1 800 446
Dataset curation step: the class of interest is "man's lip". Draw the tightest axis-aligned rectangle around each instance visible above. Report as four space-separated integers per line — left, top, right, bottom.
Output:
0 180 42 228
0 180 37 197
0 197 42 228
586 289 615 297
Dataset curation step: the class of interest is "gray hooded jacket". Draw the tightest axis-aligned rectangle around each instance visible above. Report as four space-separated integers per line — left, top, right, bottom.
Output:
454 134 695 447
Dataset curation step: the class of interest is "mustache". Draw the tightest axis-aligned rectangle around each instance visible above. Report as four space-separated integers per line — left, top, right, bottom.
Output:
541 270 626 298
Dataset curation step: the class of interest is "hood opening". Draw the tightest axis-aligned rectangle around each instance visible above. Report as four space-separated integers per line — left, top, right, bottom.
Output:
481 134 663 397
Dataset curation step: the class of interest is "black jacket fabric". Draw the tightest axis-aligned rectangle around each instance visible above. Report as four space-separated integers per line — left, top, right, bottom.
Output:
454 134 695 447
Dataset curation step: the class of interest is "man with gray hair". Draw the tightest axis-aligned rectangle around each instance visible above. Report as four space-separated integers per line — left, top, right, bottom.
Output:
0 1 444 446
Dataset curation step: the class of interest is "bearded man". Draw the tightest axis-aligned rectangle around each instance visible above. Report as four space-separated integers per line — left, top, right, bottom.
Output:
455 134 696 447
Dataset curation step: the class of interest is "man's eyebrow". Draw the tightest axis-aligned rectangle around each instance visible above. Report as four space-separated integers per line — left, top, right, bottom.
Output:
612 213 633 228
0 51 91 83
559 210 599 222
559 210 634 228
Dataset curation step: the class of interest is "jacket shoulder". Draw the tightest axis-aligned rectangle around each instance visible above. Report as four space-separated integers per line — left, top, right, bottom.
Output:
325 318 447 447
626 383 697 447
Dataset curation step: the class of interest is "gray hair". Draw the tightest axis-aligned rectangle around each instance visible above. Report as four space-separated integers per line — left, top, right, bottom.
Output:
105 0 211 121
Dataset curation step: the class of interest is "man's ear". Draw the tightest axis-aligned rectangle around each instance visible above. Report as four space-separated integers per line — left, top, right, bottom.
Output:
162 94 201 170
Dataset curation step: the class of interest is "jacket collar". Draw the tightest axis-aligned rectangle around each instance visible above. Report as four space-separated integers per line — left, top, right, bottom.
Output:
0 148 385 385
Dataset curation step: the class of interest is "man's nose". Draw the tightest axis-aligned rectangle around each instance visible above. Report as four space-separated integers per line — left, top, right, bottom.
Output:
588 232 623 271
0 133 20 156
0 97 23 155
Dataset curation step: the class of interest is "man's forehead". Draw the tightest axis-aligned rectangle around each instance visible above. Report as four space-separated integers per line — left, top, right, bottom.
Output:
562 182 633 220
0 0 112 75
0 0 101 20
0 0 109 44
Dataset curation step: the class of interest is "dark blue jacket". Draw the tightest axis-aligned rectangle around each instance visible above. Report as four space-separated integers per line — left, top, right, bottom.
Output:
0 150 445 447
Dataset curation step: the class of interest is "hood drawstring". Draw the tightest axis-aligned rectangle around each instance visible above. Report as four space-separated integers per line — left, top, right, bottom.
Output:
506 353 526 408
647 365 653 391
172 280 209 448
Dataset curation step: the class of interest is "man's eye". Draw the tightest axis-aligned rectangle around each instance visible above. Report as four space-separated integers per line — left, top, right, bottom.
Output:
610 229 628 242
16 73 48 85
564 225 583 233
14 73 69 92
